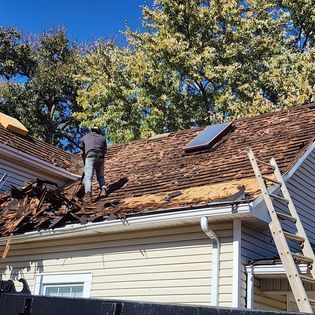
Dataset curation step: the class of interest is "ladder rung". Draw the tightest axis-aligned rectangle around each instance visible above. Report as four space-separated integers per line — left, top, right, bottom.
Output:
269 194 289 203
262 176 282 185
292 253 314 264
308 298 315 304
300 275 315 285
276 211 297 223
256 159 275 168
284 232 305 243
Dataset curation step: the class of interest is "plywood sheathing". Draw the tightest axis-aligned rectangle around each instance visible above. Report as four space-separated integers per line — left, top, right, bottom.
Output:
0 176 267 237
121 177 262 210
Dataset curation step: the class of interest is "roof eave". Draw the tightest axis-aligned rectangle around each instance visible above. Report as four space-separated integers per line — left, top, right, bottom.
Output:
251 140 315 224
0 202 253 245
0 143 80 181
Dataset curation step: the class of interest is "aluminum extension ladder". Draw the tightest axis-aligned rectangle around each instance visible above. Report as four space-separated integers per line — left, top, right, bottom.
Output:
248 148 315 313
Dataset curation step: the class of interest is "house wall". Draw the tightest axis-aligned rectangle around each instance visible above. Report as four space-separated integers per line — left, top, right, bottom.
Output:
241 223 282 310
283 148 315 243
253 279 287 311
0 156 70 193
0 223 235 307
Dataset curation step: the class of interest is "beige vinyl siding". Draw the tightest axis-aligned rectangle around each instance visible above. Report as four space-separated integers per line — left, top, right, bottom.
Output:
0 223 234 306
253 279 287 311
240 265 247 308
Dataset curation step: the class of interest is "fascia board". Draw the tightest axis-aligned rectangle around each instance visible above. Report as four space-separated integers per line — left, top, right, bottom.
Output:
0 143 80 181
251 141 315 223
0 203 252 245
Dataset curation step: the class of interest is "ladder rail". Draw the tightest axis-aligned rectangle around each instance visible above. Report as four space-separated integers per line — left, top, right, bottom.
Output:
248 148 313 313
270 157 315 280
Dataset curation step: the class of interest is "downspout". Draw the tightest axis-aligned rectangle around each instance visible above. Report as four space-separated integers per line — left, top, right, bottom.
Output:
200 216 220 306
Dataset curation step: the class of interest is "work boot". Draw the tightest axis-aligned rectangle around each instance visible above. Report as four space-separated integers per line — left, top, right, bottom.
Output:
100 186 108 198
83 193 93 204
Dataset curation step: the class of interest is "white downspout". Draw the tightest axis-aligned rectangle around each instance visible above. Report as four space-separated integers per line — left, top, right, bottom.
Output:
200 216 220 306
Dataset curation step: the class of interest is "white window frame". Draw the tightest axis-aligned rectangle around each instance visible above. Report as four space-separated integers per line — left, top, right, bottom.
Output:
34 273 92 298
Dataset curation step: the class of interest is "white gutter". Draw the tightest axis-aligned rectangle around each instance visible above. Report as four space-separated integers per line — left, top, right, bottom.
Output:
246 263 309 276
0 203 252 245
200 216 220 306
0 143 80 181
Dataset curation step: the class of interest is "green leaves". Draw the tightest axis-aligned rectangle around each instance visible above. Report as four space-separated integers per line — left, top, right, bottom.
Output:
1 1 314 147
0 27 82 151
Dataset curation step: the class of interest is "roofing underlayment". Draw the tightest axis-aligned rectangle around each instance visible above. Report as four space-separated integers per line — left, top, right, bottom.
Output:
0 103 315 237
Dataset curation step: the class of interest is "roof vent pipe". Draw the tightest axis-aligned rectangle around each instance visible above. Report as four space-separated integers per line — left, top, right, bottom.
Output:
200 216 220 306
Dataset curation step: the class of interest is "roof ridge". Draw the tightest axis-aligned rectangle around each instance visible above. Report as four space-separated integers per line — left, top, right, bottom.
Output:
108 102 315 150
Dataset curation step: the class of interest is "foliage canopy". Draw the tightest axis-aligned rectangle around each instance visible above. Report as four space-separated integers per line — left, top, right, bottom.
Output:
1 0 314 147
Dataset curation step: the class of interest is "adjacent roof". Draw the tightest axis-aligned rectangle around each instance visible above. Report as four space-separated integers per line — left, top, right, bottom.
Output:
1 103 315 235
0 124 78 172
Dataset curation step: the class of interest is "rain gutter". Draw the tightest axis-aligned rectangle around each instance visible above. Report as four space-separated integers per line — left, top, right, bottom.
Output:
0 203 253 245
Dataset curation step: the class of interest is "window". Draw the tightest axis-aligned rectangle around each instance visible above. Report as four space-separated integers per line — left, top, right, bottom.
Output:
184 122 232 152
34 274 92 298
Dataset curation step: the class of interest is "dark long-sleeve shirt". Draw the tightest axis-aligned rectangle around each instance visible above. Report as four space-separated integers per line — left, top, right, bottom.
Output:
79 132 107 159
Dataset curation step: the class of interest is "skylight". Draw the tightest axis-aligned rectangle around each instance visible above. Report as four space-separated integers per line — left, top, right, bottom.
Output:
184 122 232 152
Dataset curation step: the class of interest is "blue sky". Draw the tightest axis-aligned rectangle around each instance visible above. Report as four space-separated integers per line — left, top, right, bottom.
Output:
0 0 153 45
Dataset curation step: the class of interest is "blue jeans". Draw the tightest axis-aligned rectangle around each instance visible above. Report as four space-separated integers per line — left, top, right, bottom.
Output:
84 157 106 194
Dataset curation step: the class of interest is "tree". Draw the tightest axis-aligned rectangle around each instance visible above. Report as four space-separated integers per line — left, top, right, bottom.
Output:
74 42 146 143
76 0 314 144
0 27 83 151
126 0 314 122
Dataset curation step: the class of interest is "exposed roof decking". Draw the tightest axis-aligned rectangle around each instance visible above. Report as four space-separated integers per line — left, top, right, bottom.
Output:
82 103 315 211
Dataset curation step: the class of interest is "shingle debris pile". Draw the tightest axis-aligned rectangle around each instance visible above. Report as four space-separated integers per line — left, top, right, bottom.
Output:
0 179 126 237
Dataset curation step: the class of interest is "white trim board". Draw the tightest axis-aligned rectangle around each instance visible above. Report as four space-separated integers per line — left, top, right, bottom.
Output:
245 264 309 276
233 219 242 307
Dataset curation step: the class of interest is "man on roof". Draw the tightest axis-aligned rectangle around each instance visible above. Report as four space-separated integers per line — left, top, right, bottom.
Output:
79 127 108 202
